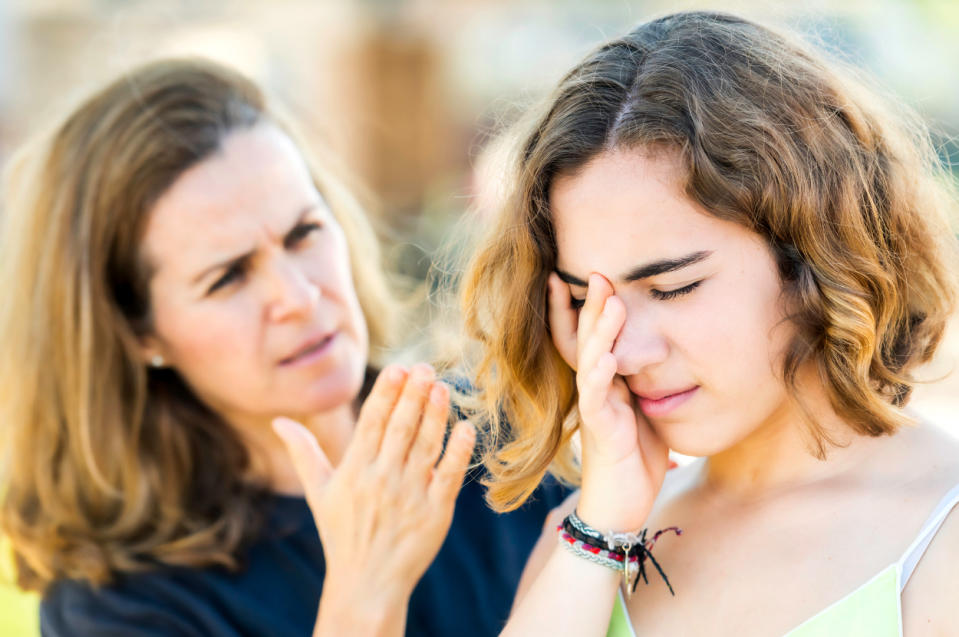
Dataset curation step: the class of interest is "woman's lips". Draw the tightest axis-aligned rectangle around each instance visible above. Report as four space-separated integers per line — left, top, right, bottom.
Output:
279 332 337 367
636 386 698 418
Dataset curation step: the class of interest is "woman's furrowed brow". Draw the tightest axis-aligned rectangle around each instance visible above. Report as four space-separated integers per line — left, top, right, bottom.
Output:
192 251 252 285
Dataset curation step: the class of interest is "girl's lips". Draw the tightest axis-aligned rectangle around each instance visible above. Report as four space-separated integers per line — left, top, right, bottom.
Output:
636 386 698 418
279 332 337 367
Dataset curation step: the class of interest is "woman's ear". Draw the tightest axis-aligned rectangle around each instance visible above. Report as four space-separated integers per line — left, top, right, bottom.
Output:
138 335 169 369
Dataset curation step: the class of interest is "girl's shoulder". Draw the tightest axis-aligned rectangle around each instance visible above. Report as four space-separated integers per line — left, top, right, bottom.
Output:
889 421 959 486
897 424 959 633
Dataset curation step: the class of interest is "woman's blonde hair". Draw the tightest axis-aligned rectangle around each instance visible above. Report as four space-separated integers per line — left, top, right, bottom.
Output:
0 58 396 590
462 11 959 511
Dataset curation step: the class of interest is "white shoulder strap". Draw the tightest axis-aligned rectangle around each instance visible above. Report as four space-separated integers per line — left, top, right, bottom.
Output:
898 482 959 591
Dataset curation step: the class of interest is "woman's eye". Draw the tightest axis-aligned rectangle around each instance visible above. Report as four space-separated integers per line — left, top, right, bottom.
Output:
285 222 322 248
650 280 702 301
208 264 245 294
570 297 586 310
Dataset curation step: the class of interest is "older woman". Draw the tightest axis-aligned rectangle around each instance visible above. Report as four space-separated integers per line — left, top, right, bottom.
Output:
0 58 566 637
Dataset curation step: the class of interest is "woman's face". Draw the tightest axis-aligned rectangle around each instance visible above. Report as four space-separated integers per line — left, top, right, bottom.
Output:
140 123 368 423
550 148 796 456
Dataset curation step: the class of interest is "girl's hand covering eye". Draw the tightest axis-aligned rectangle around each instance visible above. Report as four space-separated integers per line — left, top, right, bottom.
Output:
547 272 580 370
550 272 669 535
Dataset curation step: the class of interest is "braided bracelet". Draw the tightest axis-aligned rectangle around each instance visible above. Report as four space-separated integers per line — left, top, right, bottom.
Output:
559 510 682 598
558 527 640 586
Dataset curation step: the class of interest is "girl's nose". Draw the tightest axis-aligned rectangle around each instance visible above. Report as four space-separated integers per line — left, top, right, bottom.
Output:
611 310 669 376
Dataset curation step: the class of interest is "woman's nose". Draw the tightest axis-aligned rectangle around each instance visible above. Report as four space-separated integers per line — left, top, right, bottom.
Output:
265 257 320 322
611 310 669 376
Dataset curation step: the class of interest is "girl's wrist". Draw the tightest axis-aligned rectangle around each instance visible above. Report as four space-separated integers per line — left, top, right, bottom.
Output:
575 504 643 537
576 485 650 534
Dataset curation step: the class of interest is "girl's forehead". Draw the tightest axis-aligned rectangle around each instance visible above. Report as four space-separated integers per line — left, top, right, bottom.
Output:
550 151 720 265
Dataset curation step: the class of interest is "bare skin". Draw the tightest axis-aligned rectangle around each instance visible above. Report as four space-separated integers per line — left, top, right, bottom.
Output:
140 125 475 637
276 364 476 637
504 149 959 636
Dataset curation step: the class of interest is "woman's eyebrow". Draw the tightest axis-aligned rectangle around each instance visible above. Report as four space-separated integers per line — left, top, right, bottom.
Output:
555 250 712 287
280 204 318 247
193 251 253 285
191 204 320 285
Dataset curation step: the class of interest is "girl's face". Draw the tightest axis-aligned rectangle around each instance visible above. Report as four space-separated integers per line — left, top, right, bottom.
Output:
140 123 369 425
550 148 797 456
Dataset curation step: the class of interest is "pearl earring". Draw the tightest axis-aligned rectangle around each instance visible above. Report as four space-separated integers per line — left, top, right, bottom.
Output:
150 354 165 368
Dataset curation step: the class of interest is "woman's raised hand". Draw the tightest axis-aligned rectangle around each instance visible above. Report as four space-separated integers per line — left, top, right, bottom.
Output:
547 272 668 534
273 364 475 636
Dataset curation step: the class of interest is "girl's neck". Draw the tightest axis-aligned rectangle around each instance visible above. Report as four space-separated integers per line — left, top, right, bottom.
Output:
701 380 881 502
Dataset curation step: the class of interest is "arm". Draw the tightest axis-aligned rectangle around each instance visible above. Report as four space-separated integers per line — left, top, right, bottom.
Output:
505 549 622 637
512 490 580 609
501 274 671 636
275 364 475 637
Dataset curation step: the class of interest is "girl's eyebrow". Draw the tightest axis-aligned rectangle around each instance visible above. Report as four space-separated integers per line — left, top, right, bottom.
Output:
555 250 712 287
555 270 588 287
623 250 712 282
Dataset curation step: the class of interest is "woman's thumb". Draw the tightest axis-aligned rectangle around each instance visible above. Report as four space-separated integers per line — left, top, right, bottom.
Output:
272 417 334 497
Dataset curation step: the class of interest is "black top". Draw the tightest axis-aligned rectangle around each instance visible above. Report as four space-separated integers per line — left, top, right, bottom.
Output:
41 471 569 636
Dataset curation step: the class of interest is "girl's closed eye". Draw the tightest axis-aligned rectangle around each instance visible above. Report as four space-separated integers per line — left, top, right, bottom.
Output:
650 280 702 301
570 296 586 310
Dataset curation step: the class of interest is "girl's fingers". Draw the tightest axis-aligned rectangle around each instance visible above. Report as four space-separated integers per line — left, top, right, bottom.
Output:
576 295 625 380
428 421 476 508
272 417 334 506
577 351 618 420
347 365 408 465
547 273 578 369
377 363 435 466
576 273 615 358
634 399 669 470
405 381 451 477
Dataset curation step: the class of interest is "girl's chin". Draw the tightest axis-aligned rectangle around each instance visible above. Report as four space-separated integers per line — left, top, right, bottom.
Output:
650 421 732 459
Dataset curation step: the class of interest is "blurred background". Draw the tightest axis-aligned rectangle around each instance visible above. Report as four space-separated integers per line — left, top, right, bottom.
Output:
0 0 956 417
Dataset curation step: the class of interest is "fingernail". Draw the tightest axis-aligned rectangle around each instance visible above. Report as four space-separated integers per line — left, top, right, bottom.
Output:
430 383 448 405
386 365 407 383
411 363 435 383
458 423 476 445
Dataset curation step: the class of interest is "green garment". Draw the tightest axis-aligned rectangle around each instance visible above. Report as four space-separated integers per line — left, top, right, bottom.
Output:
607 565 900 637
607 482 959 637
